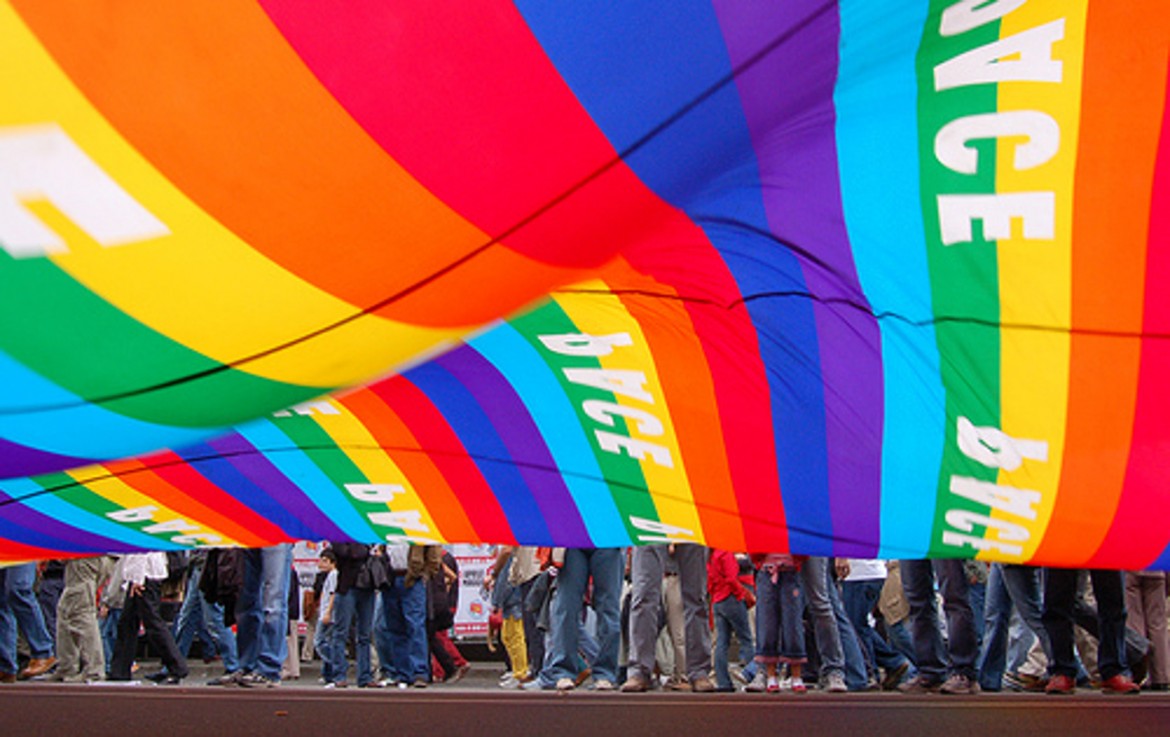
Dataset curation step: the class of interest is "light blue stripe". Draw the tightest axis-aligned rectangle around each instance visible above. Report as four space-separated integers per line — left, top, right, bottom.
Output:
0 349 216 459
469 323 629 547
0 477 182 551
836 0 944 559
233 420 377 542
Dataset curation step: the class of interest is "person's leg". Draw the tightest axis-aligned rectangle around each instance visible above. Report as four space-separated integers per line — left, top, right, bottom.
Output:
1090 569 1129 681
589 548 623 685
1041 568 1079 678
6 563 53 659
328 590 356 685
675 544 712 684
201 595 239 674
171 564 204 657
400 581 430 682
713 599 734 689
799 558 844 681
1002 565 1052 665
827 575 868 689
900 559 947 683
140 580 187 678
977 563 1012 691
108 595 141 681
625 546 666 682
254 544 292 681
933 559 977 680
544 552 586 686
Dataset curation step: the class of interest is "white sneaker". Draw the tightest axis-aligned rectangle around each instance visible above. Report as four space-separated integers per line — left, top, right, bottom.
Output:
556 677 576 691
825 672 848 692
744 671 768 693
499 675 521 689
593 679 615 691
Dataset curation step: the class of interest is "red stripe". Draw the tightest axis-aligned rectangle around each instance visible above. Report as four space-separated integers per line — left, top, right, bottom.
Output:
1090 66 1170 568
127 453 286 546
620 230 787 553
259 1 684 270
339 387 498 544
368 377 512 544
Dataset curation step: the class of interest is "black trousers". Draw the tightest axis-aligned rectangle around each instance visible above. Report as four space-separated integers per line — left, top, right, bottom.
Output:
1042 568 1128 680
110 580 188 680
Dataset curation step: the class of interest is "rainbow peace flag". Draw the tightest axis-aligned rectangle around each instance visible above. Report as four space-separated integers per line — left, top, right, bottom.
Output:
1 2 1167 566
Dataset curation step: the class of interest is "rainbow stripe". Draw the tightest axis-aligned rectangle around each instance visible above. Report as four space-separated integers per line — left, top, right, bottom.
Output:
0 3 1167 566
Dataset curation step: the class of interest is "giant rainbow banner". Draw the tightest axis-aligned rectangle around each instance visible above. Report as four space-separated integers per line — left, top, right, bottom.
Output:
1 2 1168 567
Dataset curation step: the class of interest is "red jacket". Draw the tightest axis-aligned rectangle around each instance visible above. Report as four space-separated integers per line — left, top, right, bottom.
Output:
707 549 749 604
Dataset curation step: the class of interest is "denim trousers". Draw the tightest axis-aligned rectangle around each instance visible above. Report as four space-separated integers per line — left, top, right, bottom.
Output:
713 596 754 689
1044 568 1129 681
901 559 978 681
841 578 911 680
330 587 375 686
383 577 430 682
0 563 54 659
828 574 868 689
977 564 1050 690
800 558 844 678
173 563 239 673
755 567 805 664
236 544 292 680
545 548 622 685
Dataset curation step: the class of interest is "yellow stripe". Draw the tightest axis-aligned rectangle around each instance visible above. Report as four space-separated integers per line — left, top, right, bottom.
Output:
993 2 1087 560
65 468 243 548
553 283 704 543
1 5 473 388
312 398 446 544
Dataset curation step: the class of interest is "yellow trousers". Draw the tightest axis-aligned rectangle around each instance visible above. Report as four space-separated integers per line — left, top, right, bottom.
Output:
502 616 528 678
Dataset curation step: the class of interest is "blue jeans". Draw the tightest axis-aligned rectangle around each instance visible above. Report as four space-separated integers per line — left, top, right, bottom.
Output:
828 575 868 689
755 568 805 663
236 544 292 680
901 559 978 682
99 608 121 674
713 596 754 689
544 548 622 686
1044 568 1129 681
382 577 429 682
373 595 394 679
330 587 375 686
841 579 911 681
173 563 239 673
800 558 844 678
0 563 54 661
977 564 1049 690
315 621 335 682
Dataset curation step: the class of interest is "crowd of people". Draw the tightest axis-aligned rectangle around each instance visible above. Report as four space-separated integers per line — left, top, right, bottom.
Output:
0 543 1166 699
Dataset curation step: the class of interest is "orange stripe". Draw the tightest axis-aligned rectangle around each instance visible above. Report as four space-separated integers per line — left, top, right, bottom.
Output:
104 457 272 548
601 260 746 551
1032 2 1168 565
339 387 481 544
10 3 535 327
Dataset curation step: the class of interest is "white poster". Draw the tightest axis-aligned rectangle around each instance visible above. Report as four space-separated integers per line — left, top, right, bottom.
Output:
448 543 495 639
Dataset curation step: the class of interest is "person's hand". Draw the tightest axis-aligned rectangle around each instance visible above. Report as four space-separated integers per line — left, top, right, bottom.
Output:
129 582 145 598
321 614 331 626
834 559 851 580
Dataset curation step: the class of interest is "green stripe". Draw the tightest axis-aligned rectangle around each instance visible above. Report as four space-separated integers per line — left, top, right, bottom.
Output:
511 302 658 541
916 3 1003 556
273 416 406 537
1 254 324 427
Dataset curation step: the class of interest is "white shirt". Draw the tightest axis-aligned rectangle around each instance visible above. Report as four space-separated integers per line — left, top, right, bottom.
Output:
119 552 168 586
843 558 888 582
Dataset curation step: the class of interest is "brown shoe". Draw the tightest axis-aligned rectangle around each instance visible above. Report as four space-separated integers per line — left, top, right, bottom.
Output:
620 673 651 693
574 668 592 688
0 672 16 684
19 657 57 680
665 677 691 692
690 676 717 693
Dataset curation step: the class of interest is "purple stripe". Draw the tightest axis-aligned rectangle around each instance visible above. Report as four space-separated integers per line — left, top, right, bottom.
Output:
0 438 92 479
0 488 125 553
712 1 882 556
437 347 591 546
207 434 349 541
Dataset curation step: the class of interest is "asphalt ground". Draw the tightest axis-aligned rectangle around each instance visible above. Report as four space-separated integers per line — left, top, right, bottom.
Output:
3 658 1170 737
